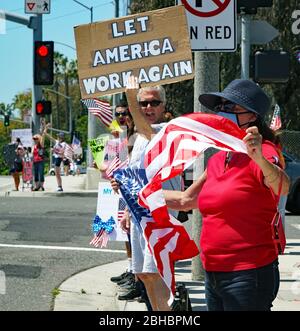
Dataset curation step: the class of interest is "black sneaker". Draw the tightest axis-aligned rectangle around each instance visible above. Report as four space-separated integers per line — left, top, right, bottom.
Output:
110 271 131 283
118 280 136 290
116 273 134 285
117 286 142 301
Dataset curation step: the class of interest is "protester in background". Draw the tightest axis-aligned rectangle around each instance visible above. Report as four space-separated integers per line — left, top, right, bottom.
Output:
15 137 23 147
114 101 129 126
95 101 138 300
44 126 66 192
32 133 45 191
74 154 83 176
163 79 290 311
10 145 24 191
63 157 70 176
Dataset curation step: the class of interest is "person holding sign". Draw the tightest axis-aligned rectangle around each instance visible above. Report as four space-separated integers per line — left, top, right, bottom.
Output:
111 76 182 311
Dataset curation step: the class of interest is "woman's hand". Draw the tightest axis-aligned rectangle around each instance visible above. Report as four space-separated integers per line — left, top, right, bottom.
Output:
243 126 263 162
110 178 120 194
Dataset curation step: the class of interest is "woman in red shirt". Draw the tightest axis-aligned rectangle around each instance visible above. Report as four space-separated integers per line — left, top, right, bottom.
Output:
164 79 290 311
32 134 45 191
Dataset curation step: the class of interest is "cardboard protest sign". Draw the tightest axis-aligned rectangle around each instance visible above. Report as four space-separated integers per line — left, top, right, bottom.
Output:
88 134 111 168
74 5 194 98
11 129 32 147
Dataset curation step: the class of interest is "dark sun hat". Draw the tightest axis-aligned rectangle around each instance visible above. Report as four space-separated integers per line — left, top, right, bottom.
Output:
198 79 270 118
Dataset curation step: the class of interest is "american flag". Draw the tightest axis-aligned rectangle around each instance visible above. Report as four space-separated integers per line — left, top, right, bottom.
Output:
134 113 248 304
81 98 113 127
114 168 151 232
270 104 282 131
64 143 74 161
106 155 129 178
72 136 81 150
118 198 127 222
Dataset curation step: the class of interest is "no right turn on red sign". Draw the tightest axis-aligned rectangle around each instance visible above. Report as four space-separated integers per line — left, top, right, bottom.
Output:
178 0 237 52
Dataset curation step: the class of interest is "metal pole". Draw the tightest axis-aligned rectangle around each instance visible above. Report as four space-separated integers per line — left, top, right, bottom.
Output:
112 0 121 110
241 14 250 79
115 0 120 17
32 14 43 134
192 51 219 281
43 88 73 134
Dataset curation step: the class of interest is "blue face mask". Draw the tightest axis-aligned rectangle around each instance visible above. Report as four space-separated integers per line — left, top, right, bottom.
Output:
218 111 238 125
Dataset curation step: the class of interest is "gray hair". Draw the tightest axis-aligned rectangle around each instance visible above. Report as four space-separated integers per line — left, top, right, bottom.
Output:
137 85 166 105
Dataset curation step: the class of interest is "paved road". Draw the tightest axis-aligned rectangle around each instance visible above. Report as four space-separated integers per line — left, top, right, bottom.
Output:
0 197 126 311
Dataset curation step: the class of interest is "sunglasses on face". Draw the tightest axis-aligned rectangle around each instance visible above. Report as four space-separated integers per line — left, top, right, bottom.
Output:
139 100 162 107
115 111 128 117
214 101 236 112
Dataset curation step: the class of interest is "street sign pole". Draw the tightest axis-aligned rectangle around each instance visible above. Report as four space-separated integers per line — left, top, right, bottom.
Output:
32 14 43 134
192 52 219 281
241 13 251 79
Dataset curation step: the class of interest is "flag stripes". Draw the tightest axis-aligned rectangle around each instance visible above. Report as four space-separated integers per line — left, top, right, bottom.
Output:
270 104 282 131
81 98 113 127
106 156 129 178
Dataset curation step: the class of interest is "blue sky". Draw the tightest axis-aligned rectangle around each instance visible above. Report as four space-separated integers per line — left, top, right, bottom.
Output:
0 0 128 105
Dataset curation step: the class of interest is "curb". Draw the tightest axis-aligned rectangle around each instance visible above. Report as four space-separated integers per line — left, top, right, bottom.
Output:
0 191 98 198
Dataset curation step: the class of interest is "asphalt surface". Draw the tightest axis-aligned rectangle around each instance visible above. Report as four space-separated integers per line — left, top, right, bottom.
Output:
0 197 126 311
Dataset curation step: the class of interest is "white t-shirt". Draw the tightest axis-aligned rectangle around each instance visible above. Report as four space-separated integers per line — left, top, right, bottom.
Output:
53 140 66 158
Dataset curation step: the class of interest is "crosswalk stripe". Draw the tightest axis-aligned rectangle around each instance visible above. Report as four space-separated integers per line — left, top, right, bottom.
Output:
0 243 126 253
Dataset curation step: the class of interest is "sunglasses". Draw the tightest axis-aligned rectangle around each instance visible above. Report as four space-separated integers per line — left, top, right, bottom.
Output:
115 111 127 117
139 100 162 107
214 101 236 112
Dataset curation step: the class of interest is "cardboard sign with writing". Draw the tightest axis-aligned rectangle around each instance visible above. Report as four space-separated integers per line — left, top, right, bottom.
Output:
74 5 194 98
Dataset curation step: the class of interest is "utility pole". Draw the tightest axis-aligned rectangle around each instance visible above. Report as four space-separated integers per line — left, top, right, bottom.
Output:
32 14 43 134
192 52 219 281
72 0 95 167
115 0 119 17
240 11 251 79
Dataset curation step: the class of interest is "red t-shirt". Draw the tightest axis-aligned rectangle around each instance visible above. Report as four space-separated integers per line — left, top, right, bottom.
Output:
198 141 280 272
33 144 44 163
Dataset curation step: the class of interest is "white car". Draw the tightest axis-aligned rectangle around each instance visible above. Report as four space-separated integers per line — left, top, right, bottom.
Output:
48 163 74 176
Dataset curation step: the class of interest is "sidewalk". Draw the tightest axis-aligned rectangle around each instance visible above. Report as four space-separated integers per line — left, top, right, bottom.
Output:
53 240 300 311
0 173 98 197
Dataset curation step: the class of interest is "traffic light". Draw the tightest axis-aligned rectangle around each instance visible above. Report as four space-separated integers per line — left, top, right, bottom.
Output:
36 100 52 115
253 50 289 83
4 114 10 127
34 41 54 85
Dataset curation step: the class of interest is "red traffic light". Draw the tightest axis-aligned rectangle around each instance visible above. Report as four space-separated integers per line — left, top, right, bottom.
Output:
36 102 44 114
34 41 54 85
37 45 49 57
36 100 52 115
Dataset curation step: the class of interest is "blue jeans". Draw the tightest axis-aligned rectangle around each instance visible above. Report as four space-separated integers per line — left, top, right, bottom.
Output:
205 259 279 311
33 161 45 183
